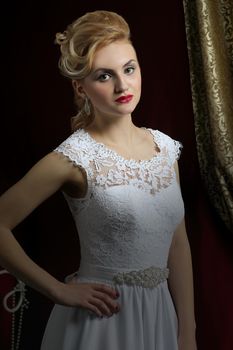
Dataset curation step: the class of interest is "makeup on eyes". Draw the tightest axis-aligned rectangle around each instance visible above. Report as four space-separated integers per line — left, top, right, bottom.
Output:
94 65 137 82
92 59 137 80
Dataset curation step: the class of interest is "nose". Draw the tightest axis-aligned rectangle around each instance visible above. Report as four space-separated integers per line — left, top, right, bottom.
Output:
114 75 129 94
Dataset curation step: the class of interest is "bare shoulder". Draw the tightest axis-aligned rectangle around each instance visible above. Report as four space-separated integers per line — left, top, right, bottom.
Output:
23 151 84 185
0 152 84 229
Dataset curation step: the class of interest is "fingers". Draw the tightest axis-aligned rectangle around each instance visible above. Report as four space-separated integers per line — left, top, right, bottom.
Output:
90 298 113 317
93 283 119 298
85 302 103 318
60 281 121 318
92 290 120 314
89 283 120 317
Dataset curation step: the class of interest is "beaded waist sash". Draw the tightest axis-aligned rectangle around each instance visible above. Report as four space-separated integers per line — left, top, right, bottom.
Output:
112 266 169 288
67 264 169 289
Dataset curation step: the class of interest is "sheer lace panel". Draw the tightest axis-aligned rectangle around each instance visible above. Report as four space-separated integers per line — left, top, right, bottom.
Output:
54 128 182 197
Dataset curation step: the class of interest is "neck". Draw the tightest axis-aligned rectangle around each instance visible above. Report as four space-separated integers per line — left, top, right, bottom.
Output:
85 114 139 147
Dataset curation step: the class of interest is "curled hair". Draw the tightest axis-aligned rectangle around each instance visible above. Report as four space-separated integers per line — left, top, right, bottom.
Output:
55 11 131 131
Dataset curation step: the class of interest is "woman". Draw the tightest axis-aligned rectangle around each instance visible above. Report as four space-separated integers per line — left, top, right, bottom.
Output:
0 10 197 349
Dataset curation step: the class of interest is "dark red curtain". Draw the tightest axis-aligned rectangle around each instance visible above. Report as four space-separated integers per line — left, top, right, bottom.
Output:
1 1 233 349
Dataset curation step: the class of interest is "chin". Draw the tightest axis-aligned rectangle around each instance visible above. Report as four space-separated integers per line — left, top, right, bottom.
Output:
117 108 136 116
119 102 139 113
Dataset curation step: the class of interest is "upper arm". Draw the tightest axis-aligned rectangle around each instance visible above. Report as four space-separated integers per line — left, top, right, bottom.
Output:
173 160 181 185
171 161 188 245
0 151 81 230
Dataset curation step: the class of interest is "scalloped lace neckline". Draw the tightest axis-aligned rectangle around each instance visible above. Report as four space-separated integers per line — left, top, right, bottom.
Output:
80 127 160 165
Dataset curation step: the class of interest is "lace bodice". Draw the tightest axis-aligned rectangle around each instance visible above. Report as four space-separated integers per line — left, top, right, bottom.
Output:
54 128 184 269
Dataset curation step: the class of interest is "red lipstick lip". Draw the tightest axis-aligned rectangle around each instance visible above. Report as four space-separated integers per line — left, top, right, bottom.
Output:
115 94 133 103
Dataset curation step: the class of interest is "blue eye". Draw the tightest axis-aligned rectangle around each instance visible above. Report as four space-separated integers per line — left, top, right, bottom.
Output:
97 73 111 82
125 66 135 74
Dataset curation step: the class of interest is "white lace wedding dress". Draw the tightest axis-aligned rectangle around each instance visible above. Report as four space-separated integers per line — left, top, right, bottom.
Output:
40 127 184 350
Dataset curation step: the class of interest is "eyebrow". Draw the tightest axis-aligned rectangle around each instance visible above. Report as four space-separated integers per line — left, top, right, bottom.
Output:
92 59 137 75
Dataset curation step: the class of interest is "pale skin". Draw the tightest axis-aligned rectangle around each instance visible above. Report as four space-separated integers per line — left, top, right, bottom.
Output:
0 40 196 348
170 163 197 349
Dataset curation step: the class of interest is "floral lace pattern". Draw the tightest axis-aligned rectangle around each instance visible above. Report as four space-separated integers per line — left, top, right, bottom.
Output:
54 128 182 197
54 128 184 269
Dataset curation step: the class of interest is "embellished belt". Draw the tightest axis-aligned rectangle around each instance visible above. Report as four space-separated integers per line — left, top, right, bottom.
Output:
68 264 169 289
112 266 169 288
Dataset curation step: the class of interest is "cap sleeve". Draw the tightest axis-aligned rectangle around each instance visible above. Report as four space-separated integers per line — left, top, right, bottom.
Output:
53 131 93 201
153 130 183 165
173 139 183 161
53 131 91 171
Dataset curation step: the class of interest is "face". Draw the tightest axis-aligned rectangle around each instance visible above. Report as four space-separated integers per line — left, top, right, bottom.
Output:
75 40 141 120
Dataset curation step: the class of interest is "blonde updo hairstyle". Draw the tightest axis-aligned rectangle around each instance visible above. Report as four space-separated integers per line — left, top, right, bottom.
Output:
55 10 131 131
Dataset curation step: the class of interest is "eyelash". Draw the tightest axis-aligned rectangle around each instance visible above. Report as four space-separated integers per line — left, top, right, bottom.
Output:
97 66 136 82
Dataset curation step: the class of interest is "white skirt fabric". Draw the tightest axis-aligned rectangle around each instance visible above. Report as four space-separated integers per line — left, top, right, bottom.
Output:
40 265 178 350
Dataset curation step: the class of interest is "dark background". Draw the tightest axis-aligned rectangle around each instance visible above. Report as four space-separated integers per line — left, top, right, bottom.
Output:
1 1 233 349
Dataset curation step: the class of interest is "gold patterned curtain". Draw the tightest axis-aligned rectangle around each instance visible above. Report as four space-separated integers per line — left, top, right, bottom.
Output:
183 0 233 232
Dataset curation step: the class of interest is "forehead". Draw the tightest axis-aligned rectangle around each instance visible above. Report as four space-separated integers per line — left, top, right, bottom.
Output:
92 41 137 69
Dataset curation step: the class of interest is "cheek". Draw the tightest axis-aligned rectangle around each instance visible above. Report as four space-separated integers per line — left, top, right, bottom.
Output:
133 78 141 94
132 73 141 89
88 86 110 103
133 77 142 102
97 88 110 99
137 78 141 90
87 86 107 100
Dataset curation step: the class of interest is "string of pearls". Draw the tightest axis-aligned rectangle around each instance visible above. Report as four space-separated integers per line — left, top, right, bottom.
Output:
0 269 29 350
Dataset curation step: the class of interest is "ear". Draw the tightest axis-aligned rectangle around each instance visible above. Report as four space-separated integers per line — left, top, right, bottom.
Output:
72 80 86 98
